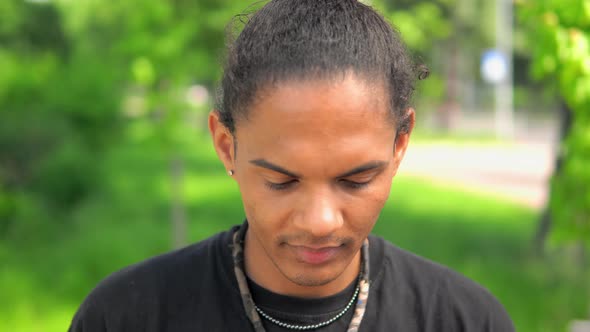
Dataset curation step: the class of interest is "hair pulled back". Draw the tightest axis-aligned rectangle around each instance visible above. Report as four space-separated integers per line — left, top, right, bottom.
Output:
217 0 426 135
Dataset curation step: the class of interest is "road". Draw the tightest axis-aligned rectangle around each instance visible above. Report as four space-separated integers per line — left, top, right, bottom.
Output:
398 141 555 209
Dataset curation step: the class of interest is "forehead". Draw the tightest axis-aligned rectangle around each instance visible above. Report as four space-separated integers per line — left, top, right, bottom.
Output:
242 73 392 132
234 74 396 166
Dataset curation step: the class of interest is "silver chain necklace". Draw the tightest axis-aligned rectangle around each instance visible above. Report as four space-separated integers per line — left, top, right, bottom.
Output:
253 284 360 330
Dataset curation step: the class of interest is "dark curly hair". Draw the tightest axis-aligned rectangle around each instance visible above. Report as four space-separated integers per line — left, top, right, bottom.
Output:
217 0 427 135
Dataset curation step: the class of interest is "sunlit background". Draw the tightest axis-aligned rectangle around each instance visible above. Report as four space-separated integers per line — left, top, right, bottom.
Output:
1 0 589 331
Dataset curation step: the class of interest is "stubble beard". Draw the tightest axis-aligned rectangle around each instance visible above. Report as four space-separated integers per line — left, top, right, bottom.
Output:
287 271 339 287
269 244 356 288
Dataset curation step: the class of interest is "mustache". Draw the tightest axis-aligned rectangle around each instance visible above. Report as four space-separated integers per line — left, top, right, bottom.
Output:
277 234 354 247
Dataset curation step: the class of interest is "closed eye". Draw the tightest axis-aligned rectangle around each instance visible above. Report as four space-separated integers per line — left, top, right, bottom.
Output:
339 179 371 189
266 179 371 191
265 179 298 191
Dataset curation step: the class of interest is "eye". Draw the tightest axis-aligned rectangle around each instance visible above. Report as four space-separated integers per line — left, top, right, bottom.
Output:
340 179 371 189
265 180 298 191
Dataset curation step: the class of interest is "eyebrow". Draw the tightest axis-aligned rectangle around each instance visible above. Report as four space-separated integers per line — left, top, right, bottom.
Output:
248 159 388 178
336 160 388 178
249 159 300 178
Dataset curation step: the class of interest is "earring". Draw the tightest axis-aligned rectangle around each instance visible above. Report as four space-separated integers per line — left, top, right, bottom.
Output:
228 170 234 176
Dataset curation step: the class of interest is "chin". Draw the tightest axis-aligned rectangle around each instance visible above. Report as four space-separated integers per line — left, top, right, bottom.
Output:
280 258 350 287
288 270 340 287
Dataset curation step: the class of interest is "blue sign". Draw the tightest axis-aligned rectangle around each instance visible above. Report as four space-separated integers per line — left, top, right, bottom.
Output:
481 49 508 84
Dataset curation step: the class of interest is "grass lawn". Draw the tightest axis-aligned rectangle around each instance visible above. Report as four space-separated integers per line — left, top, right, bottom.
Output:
0 137 587 332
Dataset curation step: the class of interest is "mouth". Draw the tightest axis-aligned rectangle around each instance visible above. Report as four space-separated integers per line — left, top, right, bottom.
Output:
289 245 344 265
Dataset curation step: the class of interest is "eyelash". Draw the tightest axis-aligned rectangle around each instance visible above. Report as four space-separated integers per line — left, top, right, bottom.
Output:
265 180 297 191
265 179 370 191
343 180 370 189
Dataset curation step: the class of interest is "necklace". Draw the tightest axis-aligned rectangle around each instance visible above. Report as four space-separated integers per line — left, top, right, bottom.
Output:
231 222 371 332
254 284 360 330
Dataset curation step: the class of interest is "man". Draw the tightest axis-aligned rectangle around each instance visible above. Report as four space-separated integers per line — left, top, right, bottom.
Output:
69 0 515 331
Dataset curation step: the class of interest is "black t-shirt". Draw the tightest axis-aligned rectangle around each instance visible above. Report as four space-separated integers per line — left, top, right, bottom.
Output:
69 225 515 332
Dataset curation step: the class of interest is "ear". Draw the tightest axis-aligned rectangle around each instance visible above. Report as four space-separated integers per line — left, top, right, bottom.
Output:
391 108 415 177
208 111 235 174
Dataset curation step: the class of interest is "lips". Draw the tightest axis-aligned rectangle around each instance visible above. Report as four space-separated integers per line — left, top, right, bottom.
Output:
291 245 342 265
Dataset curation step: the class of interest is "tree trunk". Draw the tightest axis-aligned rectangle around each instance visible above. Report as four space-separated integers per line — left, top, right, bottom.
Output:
534 100 572 254
170 156 187 249
436 40 461 132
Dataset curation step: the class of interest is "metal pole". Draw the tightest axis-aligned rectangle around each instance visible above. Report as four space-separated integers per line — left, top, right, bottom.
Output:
495 0 514 140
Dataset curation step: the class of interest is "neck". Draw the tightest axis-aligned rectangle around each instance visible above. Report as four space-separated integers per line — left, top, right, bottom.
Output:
243 228 361 298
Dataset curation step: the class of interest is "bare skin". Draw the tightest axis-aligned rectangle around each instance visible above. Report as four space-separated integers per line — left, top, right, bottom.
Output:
209 73 414 298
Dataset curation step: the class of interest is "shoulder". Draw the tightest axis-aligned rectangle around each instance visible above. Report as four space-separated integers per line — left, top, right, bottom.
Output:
69 226 238 331
369 235 514 331
92 227 232 298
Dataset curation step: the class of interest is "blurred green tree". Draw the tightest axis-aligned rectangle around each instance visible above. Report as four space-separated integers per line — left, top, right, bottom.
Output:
519 0 590 248
0 1 123 238
1 0 249 246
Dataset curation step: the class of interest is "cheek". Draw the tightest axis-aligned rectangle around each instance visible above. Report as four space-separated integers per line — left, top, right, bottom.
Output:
345 180 392 232
237 178 293 230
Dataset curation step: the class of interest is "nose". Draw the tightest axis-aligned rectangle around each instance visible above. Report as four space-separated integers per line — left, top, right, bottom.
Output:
294 189 343 238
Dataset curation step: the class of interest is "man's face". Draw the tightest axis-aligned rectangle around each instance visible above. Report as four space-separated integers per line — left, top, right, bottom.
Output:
210 73 413 296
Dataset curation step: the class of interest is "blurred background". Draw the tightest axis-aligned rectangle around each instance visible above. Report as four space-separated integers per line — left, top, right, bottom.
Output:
0 0 589 331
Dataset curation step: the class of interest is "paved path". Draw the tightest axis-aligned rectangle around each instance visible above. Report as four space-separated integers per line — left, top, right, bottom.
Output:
398 142 556 209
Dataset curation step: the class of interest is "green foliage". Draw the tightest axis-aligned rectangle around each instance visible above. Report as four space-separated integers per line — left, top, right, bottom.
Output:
519 0 590 246
0 22 125 237
377 2 453 52
0 0 245 238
